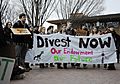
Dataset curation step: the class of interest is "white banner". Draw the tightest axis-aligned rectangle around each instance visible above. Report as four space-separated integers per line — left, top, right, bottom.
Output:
0 57 15 84
32 33 117 64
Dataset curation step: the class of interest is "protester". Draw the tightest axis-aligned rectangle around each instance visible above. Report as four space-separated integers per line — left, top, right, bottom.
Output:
109 27 120 64
33 26 40 34
106 26 120 70
47 26 54 34
4 22 12 43
75 26 89 69
39 27 46 34
65 21 76 35
39 27 47 68
64 21 76 69
89 27 101 68
53 26 65 69
60 24 67 34
13 13 32 72
47 26 55 67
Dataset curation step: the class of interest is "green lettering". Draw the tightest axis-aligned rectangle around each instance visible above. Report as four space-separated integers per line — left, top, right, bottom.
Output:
1 59 14 80
86 57 92 62
54 56 59 61
70 55 78 62
82 57 92 62
59 55 66 61
70 55 74 61
77 55 81 62
54 55 66 61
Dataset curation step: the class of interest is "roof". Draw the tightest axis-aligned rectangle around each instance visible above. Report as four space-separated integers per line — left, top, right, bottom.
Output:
47 13 120 25
75 13 120 23
47 19 68 25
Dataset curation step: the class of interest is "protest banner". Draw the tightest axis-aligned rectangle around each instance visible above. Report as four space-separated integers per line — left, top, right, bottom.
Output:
31 33 117 64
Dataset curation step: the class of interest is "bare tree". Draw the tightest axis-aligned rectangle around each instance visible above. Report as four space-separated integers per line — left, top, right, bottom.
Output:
56 0 104 20
0 0 11 24
19 0 59 27
1 4 20 24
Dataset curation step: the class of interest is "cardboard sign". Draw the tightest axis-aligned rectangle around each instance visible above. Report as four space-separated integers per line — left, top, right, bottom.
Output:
11 28 31 35
0 57 15 84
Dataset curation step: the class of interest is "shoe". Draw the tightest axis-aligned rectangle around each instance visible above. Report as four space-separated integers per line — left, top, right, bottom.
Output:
18 66 26 74
57 66 63 69
107 68 116 70
50 64 55 67
50 65 55 67
77 67 82 69
93 64 96 68
45 65 48 68
11 74 25 80
39 65 45 68
83 64 87 69
29 68 32 70
104 64 107 68
107 63 116 70
25 68 30 72
97 64 100 68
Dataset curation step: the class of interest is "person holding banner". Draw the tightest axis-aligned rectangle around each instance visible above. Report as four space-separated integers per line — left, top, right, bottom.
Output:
106 26 120 70
39 26 47 68
54 27 65 69
109 27 120 64
47 26 55 67
89 27 101 68
64 21 76 69
75 26 89 69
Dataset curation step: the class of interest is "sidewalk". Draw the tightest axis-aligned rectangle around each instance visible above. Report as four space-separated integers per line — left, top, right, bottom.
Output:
10 63 120 84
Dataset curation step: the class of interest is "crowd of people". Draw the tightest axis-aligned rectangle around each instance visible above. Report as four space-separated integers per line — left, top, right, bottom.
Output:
0 13 120 80
28 21 120 70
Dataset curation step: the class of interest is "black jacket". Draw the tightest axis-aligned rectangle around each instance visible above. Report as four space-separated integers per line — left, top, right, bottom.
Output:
111 31 120 49
13 20 29 29
4 27 12 41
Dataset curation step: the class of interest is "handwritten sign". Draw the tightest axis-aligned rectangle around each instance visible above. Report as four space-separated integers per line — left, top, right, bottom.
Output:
31 33 117 64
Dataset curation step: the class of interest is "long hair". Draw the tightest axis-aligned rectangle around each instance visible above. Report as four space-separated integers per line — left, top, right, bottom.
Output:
4 22 12 28
91 28 98 35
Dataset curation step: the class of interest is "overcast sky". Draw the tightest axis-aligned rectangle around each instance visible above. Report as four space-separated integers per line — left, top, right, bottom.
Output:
10 0 120 27
104 0 120 14
46 0 120 28
48 0 120 20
